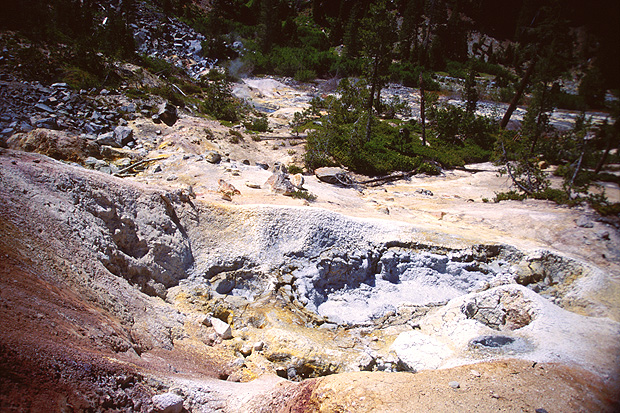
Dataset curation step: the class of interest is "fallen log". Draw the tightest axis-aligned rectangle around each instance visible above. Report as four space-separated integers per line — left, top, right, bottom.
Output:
358 170 417 187
113 155 168 177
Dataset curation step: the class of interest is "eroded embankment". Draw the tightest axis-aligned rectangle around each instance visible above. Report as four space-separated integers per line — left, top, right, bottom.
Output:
1 148 619 412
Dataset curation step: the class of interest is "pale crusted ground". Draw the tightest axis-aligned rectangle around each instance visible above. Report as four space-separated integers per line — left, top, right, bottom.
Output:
1 78 619 412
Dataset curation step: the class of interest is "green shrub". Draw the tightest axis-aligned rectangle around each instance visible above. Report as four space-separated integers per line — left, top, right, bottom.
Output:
588 193 620 216
243 114 269 132
291 190 317 201
445 60 467 79
531 188 573 205
229 129 244 143
139 55 184 77
389 62 440 90
430 105 497 149
295 69 317 82
494 86 516 103
62 66 100 90
199 77 243 122
494 190 527 202
150 85 186 107
288 165 304 175
555 92 586 111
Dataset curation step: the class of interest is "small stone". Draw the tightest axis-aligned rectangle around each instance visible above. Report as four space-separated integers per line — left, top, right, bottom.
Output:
245 182 261 189
470 369 481 378
596 230 610 240
211 318 233 339
218 179 240 200
151 392 184 413
449 381 460 389
577 216 594 228
253 341 264 351
240 343 253 357
535 409 549 413
35 103 54 113
415 188 433 196
287 366 298 380
199 314 212 327
204 150 221 164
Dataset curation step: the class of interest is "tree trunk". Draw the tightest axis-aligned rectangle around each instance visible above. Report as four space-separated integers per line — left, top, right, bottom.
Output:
366 53 381 142
500 59 536 129
419 71 426 146
528 82 547 156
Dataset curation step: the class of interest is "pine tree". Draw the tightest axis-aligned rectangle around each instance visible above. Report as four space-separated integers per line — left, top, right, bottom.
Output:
464 61 479 115
358 0 397 142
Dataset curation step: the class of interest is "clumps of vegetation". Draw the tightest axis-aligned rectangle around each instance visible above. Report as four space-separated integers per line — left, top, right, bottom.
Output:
290 189 317 202
1 0 134 88
229 130 244 143
303 78 497 176
287 165 304 175
243 114 270 132
495 105 620 218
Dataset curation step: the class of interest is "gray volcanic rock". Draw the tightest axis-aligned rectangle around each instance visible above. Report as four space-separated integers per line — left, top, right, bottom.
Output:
265 173 296 195
154 102 178 126
315 167 352 185
204 150 222 164
97 131 121 148
114 126 134 146
152 392 184 413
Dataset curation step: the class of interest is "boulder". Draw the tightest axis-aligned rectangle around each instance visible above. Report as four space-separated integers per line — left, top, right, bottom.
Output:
154 102 178 126
315 167 352 186
113 126 134 146
290 173 304 189
7 129 99 162
576 216 594 228
96 132 121 148
265 173 296 196
151 392 184 413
